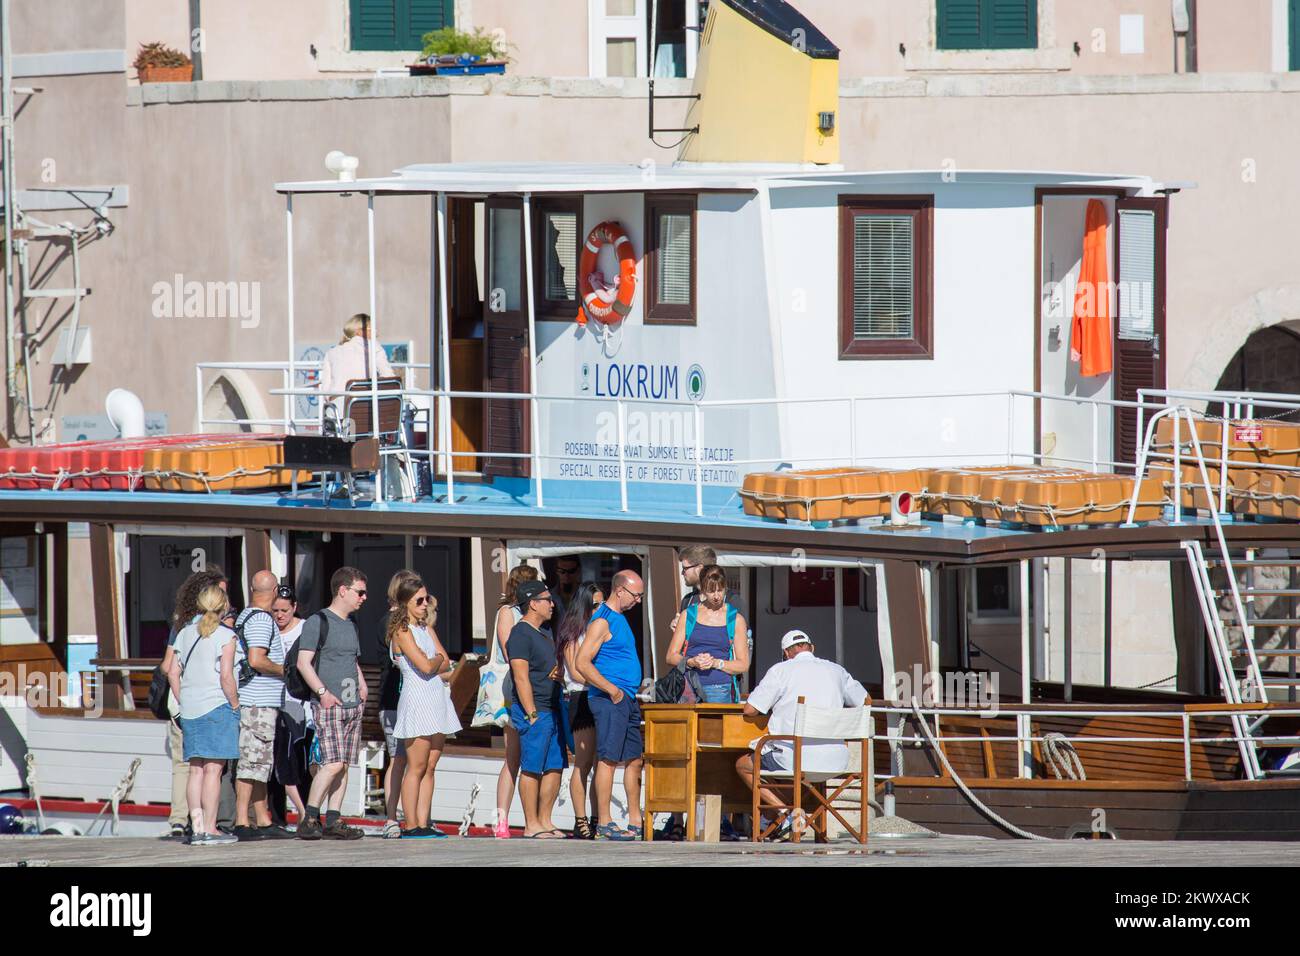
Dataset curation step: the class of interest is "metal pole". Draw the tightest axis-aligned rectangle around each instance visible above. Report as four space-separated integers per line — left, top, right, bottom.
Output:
435 193 454 501
522 193 542 507
617 400 628 512
849 398 857 467
1103 558 1113 687
1007 392 1015 464
694 403 703 517
834 567 844 664
1182 712 1192 780
1 0 15 420
285 194 296 434
195 366 203 432
1019 558 1032 778
1063 558 1072 702
1090 401 1099 472
367 192 382 504
1172 405 1182 524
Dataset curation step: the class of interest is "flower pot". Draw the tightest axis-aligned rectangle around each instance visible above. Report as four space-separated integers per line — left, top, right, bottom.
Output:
138 64 193 83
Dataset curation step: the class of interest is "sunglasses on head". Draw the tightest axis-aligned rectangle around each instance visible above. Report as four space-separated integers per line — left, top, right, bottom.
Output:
275 585 296 601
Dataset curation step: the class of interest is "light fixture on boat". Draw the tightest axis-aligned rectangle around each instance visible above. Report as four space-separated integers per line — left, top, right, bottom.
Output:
889 491 919 528
324 150 359 183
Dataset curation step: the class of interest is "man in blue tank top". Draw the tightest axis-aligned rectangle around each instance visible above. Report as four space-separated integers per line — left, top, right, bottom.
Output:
576 569 645 841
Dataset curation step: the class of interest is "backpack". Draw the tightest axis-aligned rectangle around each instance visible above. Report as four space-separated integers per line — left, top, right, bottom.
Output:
284 610 330 701
233 607 276 688
147 631 202 720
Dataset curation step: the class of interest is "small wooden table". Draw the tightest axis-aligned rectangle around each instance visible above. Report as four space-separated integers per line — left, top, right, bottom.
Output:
642 703 768 841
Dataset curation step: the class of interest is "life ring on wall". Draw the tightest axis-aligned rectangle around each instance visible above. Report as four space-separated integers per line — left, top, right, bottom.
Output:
577 221 637 326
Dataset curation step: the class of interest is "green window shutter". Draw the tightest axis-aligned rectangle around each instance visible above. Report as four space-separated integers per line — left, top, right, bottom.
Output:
937 0 1036 50
937 0 983 50
986 0 1037 49
351 0 453 52
1291 0 1300 70
405 0 453 50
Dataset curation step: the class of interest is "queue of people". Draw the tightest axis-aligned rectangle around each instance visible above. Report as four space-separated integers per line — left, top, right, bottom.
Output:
164 543 868 845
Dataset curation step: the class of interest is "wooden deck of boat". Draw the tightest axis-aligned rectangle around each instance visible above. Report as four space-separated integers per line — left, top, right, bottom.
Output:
2 833 1299 867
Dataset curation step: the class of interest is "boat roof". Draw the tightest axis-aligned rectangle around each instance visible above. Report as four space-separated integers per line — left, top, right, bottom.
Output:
276 163 1182 196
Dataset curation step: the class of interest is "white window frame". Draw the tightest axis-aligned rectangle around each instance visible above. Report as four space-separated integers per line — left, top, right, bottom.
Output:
588 0 700 78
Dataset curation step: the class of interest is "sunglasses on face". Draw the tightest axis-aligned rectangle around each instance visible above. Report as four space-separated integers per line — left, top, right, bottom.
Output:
557 566 579 575
347 585 368 598
414 596 430 606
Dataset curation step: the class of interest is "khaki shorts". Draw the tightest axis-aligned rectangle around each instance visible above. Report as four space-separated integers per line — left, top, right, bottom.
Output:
236 705 279 782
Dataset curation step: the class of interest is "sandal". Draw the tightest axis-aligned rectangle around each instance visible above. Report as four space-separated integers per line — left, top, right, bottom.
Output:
573 816 596 840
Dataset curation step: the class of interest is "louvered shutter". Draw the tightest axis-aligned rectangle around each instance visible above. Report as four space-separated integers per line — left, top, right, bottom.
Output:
543 211 578 301
937 0 1036 50
351 0 452 51
851 214 914 340
657 212 692 305
1118 208 1156 341
937 0 983 49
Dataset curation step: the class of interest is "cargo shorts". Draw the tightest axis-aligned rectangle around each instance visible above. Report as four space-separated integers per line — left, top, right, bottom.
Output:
236 705 279 782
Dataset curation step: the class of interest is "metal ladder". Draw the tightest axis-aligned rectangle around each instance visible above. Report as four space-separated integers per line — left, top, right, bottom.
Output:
1131 405 1268 779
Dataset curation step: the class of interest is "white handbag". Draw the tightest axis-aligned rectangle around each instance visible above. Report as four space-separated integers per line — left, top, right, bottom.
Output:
471 623 511 729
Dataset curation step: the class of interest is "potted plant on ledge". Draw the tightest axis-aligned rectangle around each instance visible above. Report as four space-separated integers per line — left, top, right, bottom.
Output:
133 43 194 83
409 27 511 76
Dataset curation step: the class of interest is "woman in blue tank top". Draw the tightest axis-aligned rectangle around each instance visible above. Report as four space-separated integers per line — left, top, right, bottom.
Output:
665 565 750 703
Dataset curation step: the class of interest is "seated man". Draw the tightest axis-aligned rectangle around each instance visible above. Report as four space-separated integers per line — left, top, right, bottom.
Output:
735 629 869 838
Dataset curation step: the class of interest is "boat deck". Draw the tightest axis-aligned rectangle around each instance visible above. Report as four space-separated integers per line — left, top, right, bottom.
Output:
2 833 1297 868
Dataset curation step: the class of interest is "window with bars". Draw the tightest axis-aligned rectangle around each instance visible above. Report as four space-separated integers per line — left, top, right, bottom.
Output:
350 0 453 52
839 197 933 359
645 194 696 324
534 197 582 319
936 0 1038 50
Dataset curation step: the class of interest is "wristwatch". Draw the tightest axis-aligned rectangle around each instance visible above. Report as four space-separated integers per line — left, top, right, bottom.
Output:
314 686 326 698
528 711 539 721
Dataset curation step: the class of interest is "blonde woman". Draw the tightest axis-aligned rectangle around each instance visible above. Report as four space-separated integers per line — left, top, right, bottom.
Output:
389 572 461 837
492 564 539 838
167 585 241 847
317 312 395 416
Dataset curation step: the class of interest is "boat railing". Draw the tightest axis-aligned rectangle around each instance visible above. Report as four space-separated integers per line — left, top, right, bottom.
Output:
868 700 1300 784
189 365 1300 517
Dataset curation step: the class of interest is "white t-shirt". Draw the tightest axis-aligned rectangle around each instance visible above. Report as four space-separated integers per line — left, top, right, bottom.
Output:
746 652 868 773
174 622 237 720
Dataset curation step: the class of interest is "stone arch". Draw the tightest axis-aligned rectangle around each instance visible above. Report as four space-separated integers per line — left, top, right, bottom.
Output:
200 370 271 433
1178 285 1300 398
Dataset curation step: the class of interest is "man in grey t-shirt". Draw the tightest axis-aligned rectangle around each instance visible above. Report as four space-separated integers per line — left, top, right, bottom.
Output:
294 566 369 841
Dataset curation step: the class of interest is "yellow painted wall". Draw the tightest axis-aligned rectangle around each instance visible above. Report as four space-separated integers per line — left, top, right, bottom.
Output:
679 1 839 165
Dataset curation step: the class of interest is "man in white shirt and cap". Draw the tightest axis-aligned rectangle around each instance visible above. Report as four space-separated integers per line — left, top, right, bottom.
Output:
735 629 869 822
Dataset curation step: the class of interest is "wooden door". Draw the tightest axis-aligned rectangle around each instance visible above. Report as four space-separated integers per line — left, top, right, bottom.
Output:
1112 197 1167 469
483 197 530 477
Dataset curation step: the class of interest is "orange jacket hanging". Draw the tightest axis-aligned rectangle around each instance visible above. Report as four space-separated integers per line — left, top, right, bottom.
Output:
1069 199 1114 377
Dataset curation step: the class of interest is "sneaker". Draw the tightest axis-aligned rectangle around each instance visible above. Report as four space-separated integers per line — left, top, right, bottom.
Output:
186 831 212 847
231 825 266 842
282 824 298 834
656 819 685 842
594 823 636 842
382 819 403 840
297 816 324 841
402 826 436 839
493 819 511 839
426 826 448 839
207 831 239 846
256 825 295 840
169 823 186 840
321 821 365 841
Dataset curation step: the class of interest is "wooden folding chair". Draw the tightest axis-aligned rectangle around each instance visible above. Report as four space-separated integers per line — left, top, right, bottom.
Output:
750 695 873 845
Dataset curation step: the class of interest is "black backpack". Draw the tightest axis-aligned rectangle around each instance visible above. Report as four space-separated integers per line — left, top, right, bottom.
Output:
147 631 204 720
233 608 277 688
284 611 330 701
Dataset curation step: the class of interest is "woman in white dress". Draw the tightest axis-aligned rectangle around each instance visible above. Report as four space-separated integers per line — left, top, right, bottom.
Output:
389 572 461 838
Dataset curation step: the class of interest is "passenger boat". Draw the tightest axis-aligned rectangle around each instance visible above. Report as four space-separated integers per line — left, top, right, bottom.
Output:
3 0 1300 841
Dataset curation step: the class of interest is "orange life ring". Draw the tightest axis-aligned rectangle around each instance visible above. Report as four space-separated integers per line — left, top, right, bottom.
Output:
577 221 636 326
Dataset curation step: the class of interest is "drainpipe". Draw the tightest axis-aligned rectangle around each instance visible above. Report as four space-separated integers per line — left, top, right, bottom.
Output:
1185 0 1197 73
188 0 203 81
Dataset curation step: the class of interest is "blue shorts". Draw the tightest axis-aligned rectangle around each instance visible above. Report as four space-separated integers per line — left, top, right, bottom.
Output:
699 682 736 703
181 703 241 761
588 692 643 764
510 703 567 775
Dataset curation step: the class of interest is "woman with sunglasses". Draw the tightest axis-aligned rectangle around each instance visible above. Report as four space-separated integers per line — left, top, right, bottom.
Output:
270 585 312 827
388 571 461 837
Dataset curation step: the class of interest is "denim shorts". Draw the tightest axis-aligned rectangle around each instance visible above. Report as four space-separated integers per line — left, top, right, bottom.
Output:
699 682 736 703
181 703 241 761
588 692 643 764
510 703 567 775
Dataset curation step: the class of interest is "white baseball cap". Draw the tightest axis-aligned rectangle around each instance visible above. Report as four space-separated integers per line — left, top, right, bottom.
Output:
780 629 813 651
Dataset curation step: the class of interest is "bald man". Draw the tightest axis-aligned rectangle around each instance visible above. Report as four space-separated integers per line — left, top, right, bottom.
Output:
576 569 646 840
232 570 292 839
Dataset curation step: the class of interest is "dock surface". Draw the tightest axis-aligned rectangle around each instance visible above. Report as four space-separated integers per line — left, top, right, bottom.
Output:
3 834 1298 867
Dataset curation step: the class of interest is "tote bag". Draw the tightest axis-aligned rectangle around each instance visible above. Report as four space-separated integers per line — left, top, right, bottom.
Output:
471 620 511 728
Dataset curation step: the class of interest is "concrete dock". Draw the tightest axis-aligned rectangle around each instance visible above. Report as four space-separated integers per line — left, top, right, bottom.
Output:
2 833 1297 867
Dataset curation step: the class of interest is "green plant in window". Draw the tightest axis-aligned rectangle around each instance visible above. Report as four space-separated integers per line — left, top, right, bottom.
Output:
421 27 512 62
132 42 192 70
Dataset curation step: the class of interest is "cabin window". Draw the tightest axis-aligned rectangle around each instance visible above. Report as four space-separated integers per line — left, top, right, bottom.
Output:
534 197 582 320
349 0 454 52
936 0 1038 50
0 532 45 643
644 194 696 325
838 196 933 359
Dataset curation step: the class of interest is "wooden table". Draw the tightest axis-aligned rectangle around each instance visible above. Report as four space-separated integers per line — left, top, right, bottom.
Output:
642 703 768 841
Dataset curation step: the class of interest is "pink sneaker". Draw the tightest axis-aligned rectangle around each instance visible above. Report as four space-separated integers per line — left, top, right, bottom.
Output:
493 819 511 839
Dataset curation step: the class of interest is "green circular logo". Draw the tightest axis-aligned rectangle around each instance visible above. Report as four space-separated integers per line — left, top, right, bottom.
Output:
686 364 706 402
